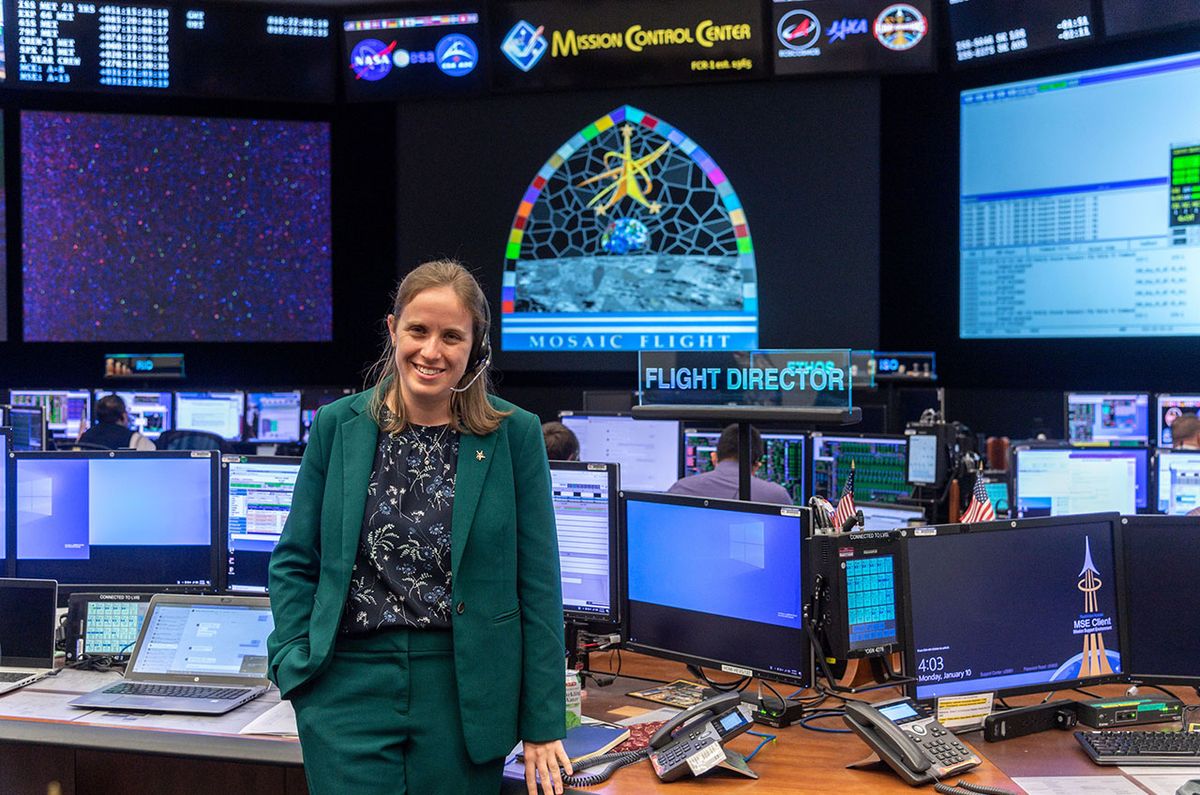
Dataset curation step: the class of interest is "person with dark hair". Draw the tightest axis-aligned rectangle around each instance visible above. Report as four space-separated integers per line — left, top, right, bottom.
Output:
1171 413 1200 450
268 259 569 795
77 394 155 451
541 421 579 461
667 423 792 505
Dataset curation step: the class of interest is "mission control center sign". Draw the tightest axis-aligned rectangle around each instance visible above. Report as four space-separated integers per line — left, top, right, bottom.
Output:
639 349 852 408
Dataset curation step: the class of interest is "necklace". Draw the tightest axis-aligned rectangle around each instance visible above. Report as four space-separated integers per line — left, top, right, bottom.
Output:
416 423 450 471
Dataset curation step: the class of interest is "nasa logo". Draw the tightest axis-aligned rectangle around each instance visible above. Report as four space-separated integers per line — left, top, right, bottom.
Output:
777 9 820 51
436 33 478 77
827 17 868 43
874 4 928 51
350 38 395 81
501 20 548 72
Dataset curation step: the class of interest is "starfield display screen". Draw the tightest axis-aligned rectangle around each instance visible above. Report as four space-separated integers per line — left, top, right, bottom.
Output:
22 111 332 342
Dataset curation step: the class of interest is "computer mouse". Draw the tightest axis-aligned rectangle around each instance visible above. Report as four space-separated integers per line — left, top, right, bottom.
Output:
1176 779 1200 795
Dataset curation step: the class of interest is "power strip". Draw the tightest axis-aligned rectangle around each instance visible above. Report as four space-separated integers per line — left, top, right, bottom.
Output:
983 700 1077 742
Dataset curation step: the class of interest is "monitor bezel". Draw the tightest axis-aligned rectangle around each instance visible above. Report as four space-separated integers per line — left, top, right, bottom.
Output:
810 431 910 503
218 454 304 594
1063 391 1151 447
1154 393 1200 449
1119 514 1200 686
558 411 684 485
12 449 221 595
550 460 622 625
3 404 47 451
900 512 1129 703
92 389 175 441
7 388 93 440
1 428 12 577
682 426 811 505
173 390 247 442
1153 447 1200 515
244 390 304 444
1011 442 1151 515
620 489 812 688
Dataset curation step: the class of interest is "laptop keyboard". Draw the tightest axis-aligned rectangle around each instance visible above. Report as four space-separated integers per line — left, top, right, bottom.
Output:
0 671 34 683
103 682 252 700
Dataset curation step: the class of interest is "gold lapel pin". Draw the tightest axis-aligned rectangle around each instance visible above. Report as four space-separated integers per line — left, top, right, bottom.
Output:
476 450 486 461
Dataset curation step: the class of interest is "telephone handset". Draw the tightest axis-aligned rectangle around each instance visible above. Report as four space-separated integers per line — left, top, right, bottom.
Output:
843 697 981 786
647 692 756 782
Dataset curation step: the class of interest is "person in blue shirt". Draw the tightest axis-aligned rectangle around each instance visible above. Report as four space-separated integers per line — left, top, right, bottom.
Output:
667 424 792 505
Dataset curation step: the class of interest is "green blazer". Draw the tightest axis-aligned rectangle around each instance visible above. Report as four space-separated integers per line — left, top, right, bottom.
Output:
266 390 567 763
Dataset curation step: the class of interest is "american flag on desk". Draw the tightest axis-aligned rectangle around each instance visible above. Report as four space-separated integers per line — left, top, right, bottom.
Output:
831 462 856 529
960 474 995 523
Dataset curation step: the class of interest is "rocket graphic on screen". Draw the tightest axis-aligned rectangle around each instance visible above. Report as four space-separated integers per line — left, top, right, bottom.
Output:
1077 537 1115 677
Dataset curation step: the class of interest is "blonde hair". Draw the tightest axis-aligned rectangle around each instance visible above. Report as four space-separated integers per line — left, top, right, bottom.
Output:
365 259 509 436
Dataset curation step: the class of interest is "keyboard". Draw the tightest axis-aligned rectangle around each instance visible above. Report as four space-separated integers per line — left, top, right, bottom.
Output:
1076 730 1200 764
0 671 35 683
102 682 251 700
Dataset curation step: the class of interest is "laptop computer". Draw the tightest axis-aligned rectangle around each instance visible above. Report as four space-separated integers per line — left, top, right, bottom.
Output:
0 578 58 694
70 593 274 715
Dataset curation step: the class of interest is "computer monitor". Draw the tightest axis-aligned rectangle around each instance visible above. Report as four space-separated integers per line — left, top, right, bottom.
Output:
811 433 910 503
174 391 245 441
902 514 1127 701
1 405 45 451
1012 445 1149 517
9 389 91 439
301 388 353 443
682 428 808 505
550 461 620 623
1120 515 1200 685
1155 394 1200 447
1065 392 1150 447
14 451 218 589
808 530 904 660
858 502 926 532
1154 449 1200 515
93 391 173 440
980 478 1011 519
622 491 811 687
0 429 10 570
559 413 680 492
221 456 302 593
245 391 302 444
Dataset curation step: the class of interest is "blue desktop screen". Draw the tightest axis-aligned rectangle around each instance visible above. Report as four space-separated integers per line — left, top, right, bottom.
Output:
16 456 213 585
908 519 1122 700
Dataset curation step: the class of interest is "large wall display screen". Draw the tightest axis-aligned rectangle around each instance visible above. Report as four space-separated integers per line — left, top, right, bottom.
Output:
1101 1 1200 39
948 0 1094 65
22 111 332 342
8 0 334 101
960 51 1200 339
491 0 765 92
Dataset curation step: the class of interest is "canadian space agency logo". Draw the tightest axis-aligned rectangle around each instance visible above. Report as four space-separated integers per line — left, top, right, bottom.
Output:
499 105 759 352
874 4 927 51
777 9 821 51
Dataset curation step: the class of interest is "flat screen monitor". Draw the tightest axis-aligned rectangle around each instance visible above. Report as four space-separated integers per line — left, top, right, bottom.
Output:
980 477 1011 518
903 514 1126 700
623 490 810 686
1065 393 1150 446
1101 1 1200 38
245 391 302 444
683 428 808 505
9 390 92 440
301 388 353 443
559 414 680 492
948 0 1094 65
2 405 46 451
343 9 486 100
682 429 722 478
906 433 939 485
1120 515 1200 684
858 502 925 532
1155 394 1200 448
15 451 218 589
960 50 1200 339
93 391 173 440
175 391 245 441
0 429 9 566
221 456 301 593
1013 445 1149 517
1154 450 1200 516
812 433 910 503
551 461 620 623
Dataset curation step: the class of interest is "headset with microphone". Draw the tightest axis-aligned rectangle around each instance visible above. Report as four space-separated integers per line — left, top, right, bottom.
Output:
449 303 492 394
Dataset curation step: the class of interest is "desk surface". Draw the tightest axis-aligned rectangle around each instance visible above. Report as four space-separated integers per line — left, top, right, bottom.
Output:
1 655 1197 794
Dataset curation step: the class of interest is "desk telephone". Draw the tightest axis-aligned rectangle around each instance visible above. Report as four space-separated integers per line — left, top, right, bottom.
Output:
844 698 981 785
647 692 756 782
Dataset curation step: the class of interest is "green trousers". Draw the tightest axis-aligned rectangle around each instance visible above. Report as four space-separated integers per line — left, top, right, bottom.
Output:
291 628 504 795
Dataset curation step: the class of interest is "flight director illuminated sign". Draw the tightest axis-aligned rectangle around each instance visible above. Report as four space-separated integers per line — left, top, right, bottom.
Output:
343 11 485 99
639 350 852 409
492 0 765 90
771 0 934 75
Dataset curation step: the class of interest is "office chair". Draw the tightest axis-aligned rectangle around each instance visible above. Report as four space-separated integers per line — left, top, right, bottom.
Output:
156 429 227 453
59 441 115 452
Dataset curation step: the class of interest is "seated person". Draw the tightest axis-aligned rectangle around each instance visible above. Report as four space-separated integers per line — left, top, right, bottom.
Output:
668 424 791 505
542 421 580 461
78 395 156 451
1172 414 1200 450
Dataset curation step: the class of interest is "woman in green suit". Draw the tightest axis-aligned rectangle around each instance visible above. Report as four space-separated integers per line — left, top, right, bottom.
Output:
267 260 570 795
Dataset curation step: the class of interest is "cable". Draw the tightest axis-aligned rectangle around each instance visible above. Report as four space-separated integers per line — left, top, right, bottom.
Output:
951 780 1021 795
686 665 749 692
562 749 648 787
743 731 776 762
798 709 851 733
1072 687 1101 699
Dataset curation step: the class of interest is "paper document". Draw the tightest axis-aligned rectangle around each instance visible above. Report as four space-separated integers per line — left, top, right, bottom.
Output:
1012 776 1146 794
0 689 98 721
239 700 298 737
1121 767 1200 795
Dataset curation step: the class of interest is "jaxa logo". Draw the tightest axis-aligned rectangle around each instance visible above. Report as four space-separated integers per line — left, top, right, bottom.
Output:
501 20 548 72
827 18 868 43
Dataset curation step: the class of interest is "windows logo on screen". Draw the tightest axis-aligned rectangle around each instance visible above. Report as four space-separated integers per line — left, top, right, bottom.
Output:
501 20 547 72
